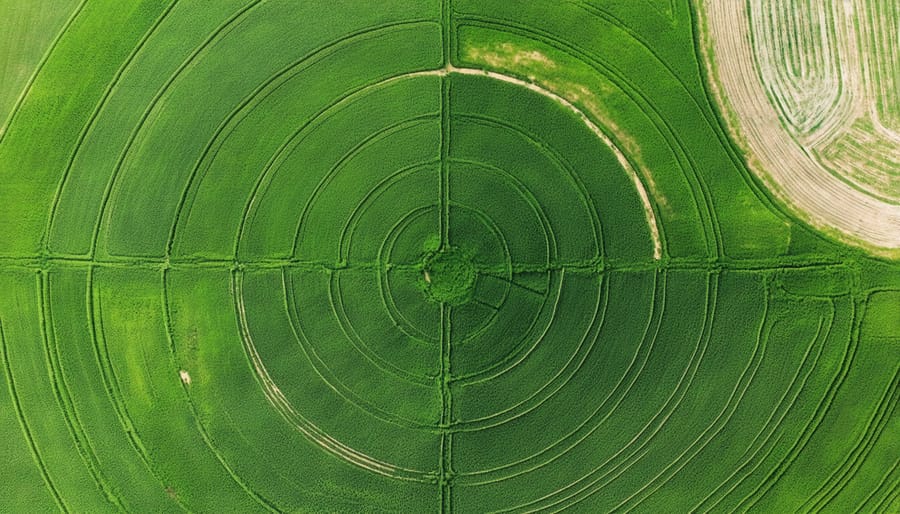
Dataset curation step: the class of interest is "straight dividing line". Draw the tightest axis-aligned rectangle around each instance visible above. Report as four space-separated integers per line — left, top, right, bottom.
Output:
440 303 453 513
442 0 452 67
441 432 452 514
439 18 454 510
440 74 451 250
0 255 854 273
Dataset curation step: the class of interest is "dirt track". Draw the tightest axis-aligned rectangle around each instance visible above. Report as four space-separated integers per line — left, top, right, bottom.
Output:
423 65 664 260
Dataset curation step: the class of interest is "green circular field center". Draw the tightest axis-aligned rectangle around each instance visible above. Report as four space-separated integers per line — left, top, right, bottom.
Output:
421 247 476 305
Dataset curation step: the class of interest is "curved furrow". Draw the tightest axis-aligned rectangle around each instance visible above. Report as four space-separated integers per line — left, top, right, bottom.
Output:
493 271 714 511
0 0 88 145
696 299 835 511
44 0 180 256
160 269 280 512
87 0 265 259
457 270 664 486
0 318 67 512
232 270 436 482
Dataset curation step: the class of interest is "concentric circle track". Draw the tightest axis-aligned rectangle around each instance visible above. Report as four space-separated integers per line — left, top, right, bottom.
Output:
0 1 896 512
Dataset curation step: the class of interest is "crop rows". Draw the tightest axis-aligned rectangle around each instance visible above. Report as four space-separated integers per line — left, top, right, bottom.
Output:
0 0 897 512
700 0 900 253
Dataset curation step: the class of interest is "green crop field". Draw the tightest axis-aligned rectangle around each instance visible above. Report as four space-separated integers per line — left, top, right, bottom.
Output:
0 1 897 512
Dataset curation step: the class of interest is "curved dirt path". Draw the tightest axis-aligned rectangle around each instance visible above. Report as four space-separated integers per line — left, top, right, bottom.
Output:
419 65 663 260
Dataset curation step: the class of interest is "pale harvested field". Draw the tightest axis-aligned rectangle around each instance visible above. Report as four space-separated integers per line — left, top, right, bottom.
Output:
699 0 900 253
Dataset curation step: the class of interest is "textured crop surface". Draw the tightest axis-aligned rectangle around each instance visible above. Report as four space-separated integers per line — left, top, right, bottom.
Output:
0 1 897 512
699 0 900 254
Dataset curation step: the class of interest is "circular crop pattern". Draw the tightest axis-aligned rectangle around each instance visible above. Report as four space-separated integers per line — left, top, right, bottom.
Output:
0 1 896 513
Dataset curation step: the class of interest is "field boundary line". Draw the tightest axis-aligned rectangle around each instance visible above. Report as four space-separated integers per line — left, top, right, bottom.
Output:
0 254 853 274
440 304 453 513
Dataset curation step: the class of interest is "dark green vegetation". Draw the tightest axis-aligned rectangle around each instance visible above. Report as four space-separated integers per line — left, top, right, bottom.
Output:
0 0 897 512
421 247 477 305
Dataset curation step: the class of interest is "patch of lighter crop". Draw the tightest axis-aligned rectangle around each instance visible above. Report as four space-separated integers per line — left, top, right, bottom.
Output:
556 79 669 213
466 43 557 71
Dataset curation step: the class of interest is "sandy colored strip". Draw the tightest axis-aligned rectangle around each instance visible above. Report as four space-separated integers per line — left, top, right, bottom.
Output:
699 0 900 253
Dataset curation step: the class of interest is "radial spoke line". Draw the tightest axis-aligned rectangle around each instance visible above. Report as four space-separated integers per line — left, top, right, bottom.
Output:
440 75 451 251
439 3 454 509
0 254 852 275
439 303 453 513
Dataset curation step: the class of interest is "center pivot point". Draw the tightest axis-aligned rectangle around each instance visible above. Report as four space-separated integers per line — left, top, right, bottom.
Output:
421 247 476 305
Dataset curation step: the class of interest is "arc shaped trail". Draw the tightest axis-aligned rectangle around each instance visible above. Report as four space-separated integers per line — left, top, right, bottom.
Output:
231 270 435 482
414 65 663 260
